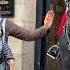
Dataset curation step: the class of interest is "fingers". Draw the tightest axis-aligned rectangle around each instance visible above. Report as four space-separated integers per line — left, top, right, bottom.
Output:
7 59 15 65
46 10 55 18
47 10 54 15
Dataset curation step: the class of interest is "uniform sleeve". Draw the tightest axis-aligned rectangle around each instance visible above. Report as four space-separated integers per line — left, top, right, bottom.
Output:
2 41 14 61
7 20 48 41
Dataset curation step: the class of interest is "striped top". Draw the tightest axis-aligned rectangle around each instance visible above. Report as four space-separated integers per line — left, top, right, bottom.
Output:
1 41 14 61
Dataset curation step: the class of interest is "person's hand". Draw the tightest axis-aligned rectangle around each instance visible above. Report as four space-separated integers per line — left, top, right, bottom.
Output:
7 59 15 70
44 10 55 29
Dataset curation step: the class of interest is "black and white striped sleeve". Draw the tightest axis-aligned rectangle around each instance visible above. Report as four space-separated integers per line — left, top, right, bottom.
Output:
2 41 14 61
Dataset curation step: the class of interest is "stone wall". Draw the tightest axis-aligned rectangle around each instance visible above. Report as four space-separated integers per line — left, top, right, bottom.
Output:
8 0 36 70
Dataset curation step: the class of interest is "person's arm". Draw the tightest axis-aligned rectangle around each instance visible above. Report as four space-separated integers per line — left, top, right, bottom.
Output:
8 22 48 41
8 10 55 41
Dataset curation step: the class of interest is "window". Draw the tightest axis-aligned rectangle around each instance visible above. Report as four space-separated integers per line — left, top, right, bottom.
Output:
0 0 14 17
